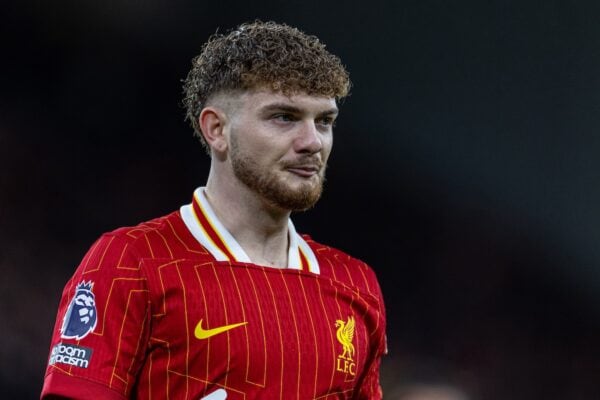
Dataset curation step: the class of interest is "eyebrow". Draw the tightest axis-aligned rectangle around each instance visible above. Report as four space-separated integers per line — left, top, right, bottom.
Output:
260 103 339 117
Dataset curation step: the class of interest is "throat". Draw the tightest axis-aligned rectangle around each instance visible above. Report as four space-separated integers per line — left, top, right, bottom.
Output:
243 238 289 269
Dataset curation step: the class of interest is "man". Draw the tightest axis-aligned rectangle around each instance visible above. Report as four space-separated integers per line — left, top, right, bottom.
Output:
41 21 387 399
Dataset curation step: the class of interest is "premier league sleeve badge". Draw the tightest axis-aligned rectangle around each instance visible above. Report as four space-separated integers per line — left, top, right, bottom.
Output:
60 281 98 340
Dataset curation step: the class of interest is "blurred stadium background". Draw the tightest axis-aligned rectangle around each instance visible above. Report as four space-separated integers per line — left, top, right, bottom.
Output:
3 1 600 398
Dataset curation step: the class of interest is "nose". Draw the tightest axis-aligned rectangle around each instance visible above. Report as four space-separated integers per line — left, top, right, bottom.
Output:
294 120 323 154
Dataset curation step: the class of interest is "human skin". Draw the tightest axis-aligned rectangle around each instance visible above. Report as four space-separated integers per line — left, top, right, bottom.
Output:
199 89 339 267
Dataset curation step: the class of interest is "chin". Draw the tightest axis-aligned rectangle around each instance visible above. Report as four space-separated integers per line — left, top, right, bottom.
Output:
269 183 323 212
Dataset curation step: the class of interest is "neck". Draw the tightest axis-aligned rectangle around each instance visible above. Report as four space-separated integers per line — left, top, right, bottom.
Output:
204 175 291 268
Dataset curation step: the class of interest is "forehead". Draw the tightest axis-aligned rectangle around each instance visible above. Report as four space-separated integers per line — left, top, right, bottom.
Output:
238 89 338 113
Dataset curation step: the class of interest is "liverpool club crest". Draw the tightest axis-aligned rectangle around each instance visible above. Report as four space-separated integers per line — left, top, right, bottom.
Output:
60 281 98 340
335 315 356 376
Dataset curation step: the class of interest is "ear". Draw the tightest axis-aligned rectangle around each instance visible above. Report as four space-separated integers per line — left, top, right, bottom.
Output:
198 106 228 153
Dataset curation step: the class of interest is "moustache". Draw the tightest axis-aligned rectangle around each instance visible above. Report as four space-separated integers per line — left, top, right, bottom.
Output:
281 157 325 171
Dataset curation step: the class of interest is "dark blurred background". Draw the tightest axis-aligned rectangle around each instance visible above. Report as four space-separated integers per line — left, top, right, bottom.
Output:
3 1 600 399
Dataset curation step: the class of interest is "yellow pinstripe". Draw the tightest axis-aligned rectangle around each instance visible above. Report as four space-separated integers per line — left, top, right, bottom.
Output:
167 219 205 254
155 261 181 317
315 277 337 393
92 277 146 336
114 243 129 270
242 267 267 387
109 289 149 389
147 337 171 400
144 235 155 258
175 263 191 399
227 268 255 386
340 257 355 287
155 230 175 259
261 268 285 399
211 263 234 388
167 370 248 399
193 262 212 387
356 262 373 295
83 235 114 273
297 275 320 399
125 307 149 393
280 270 302 399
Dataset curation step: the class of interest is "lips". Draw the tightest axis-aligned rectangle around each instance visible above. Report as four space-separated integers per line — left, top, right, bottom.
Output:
287 166 319 177
284 161 323 177
282 156 324 178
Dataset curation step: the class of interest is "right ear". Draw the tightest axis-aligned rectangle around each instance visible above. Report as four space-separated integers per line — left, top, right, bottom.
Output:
198 106 228 154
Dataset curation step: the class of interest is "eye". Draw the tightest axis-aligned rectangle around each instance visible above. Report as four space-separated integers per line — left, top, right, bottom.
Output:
272 113 296 123
316 116 336 128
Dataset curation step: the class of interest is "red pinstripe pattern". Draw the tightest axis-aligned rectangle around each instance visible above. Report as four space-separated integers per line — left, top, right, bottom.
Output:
42 210 386 400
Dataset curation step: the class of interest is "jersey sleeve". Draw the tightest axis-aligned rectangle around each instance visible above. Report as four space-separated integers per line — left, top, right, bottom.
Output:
356 264 387 400
41 233 151 399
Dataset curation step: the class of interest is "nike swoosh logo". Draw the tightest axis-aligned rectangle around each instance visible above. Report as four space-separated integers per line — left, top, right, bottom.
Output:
194 319 247 339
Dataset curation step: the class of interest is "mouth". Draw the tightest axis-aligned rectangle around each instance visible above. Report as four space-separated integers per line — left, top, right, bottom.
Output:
285 164 321 178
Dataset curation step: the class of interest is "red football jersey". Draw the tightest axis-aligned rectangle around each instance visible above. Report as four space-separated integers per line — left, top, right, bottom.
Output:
41 188 387 399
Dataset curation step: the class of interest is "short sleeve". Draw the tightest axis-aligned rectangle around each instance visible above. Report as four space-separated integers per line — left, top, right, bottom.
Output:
356 264 387 400
41 233 151 399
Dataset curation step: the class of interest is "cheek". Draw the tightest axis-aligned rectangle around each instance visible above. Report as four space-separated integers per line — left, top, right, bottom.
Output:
322 135 334 158
230 126 267 156
247 138 287 165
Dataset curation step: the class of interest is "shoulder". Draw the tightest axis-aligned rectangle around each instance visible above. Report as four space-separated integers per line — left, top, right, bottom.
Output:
302 234 383 298
63 210 200 297
93 210 201 259
108 210 179 244
302 233 370 269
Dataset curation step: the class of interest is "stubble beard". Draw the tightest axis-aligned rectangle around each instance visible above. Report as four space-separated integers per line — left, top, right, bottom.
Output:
230 135 325 212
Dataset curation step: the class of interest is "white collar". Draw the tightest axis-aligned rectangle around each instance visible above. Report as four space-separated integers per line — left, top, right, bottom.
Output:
180 187 320 274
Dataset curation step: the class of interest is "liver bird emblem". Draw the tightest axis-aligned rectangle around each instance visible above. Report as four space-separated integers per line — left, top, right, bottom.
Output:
335 315 355 360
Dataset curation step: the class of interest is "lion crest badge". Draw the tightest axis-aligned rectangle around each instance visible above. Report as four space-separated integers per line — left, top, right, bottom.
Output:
60 281 98 340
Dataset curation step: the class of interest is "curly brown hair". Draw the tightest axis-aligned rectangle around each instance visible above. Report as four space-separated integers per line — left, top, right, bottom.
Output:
182 21 351 148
